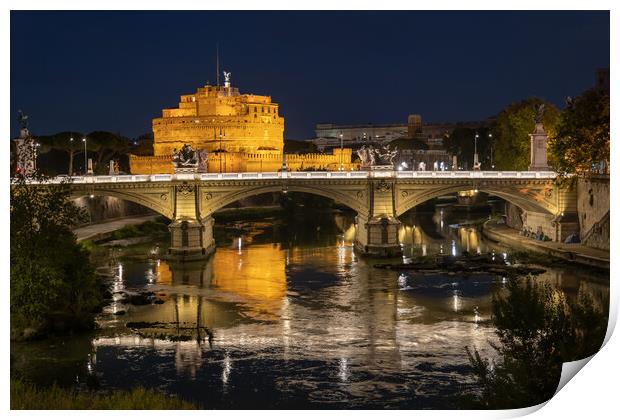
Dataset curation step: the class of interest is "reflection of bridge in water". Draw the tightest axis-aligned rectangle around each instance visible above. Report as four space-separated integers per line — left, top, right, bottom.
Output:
92 226 608 391
23 170 578 258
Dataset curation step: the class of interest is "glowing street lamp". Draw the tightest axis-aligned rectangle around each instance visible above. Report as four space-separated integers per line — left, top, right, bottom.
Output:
33 142 41 173
82 137 87 175
69 136 75 175
473 133 480 170
488 133 494 169
339 132 344 171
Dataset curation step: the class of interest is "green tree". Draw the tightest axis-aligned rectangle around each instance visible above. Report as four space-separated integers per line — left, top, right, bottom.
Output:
388 137 428 151
10 174 102 339
444 126 493 170
493 99 560 171
549 89 610 175
130 132 155 156
30 132 84 175
465 276 608 409
51 132 85 176
85 131 131 174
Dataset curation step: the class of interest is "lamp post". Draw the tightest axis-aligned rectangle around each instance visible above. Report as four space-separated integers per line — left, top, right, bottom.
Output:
218 129 224 173
339 132 344 171
488 133 494 169
33 142 40 173
69 136 74 176
82 137 87 175
473 133 480 170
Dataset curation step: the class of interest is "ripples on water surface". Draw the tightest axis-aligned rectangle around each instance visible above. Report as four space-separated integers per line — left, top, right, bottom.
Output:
11 209 609 409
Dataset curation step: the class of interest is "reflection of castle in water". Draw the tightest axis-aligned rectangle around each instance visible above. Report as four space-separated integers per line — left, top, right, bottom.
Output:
90 212 608 395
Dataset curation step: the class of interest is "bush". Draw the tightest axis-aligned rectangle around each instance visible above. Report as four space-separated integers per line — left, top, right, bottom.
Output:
464 276 608 408
112 224 141 239
111 220 169 240
11 174 102 339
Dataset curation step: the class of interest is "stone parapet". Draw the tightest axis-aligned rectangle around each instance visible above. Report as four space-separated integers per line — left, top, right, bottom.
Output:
129 149 357 174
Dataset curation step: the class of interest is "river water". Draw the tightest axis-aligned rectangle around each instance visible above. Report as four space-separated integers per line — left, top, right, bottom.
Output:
11 203 609 409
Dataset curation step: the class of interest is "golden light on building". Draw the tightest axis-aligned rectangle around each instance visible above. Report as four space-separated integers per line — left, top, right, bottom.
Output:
129 78 356 173
152 83 284 155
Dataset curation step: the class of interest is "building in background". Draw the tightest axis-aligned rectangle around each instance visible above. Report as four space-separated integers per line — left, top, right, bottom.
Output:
310 114 491 171
311 114 489 152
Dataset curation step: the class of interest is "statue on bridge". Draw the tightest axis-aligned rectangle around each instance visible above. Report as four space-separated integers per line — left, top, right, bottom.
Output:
172 144 200 173
378 145 398 166
197 149 208 172
534 103 545 124
356 145 372 167
356 144 398 169
13 110 37 177
529 104 550 171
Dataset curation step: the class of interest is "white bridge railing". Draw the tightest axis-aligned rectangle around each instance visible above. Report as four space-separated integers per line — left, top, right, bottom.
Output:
22 170 558 185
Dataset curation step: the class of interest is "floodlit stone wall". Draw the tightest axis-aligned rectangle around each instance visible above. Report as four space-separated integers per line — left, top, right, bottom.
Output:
577 176 610 250
129 149 357 174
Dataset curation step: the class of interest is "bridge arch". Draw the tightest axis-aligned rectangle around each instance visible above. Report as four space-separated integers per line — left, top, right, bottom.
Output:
395 183 559 217
200 183 368 218
70 186 175 220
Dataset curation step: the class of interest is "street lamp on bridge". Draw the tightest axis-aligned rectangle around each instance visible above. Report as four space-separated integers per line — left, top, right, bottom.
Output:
488 133 494 169
82 137 88 175
339 132 344 171
473 133 480 170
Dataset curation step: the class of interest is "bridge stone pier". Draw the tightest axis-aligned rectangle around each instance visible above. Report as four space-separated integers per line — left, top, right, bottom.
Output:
26 169 576 260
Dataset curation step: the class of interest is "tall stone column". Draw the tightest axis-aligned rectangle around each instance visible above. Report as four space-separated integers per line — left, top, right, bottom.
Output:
354 176 402 257
168 181 216 260
529 121 550 171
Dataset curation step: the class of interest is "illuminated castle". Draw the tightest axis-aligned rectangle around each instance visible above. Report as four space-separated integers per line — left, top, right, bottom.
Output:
130 74 353 174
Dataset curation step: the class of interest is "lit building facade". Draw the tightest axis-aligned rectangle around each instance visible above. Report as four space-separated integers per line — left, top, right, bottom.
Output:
130 80 356 173
152 84 284 155
311 114 490 152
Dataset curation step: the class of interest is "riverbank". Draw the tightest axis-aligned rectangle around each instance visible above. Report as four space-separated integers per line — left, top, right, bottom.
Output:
10 379 196 409
74 215 161 242
482 220 609 269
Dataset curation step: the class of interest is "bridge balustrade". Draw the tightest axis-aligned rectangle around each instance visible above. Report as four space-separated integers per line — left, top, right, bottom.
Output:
151 174 173 182
19 170 560 185
16 168 577 260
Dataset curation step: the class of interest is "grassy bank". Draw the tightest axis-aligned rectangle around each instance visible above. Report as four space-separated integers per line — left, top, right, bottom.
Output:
111 217 169 240
10 379 196 409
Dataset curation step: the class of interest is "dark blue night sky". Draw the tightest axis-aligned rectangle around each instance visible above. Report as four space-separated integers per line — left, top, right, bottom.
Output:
10 11 609 140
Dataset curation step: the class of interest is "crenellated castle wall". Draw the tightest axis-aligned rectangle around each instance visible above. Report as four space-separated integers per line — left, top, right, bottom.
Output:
129 148 357 174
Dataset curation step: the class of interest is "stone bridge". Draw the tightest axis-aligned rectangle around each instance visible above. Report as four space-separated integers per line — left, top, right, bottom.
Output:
27 170 578 259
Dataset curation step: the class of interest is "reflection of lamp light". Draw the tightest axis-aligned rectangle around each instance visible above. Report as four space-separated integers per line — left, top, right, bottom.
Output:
222 353 232 386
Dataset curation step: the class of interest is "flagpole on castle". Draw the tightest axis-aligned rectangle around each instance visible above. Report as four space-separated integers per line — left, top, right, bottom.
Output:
216 43 220 86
